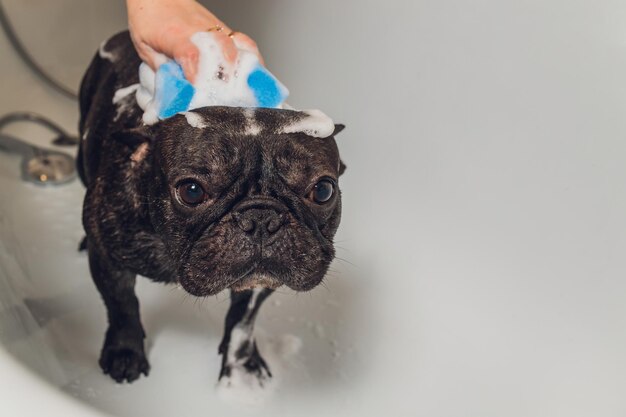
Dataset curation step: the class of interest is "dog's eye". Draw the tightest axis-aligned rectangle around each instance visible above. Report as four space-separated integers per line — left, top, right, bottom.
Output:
176 181 207 206
310 179 335 204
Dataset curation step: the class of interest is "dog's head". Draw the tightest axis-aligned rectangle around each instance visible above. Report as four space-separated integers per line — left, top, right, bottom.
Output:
117 106 345 296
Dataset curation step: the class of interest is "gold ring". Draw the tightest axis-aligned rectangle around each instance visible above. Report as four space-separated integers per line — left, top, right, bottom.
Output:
207 25 224 32
228 31 237 38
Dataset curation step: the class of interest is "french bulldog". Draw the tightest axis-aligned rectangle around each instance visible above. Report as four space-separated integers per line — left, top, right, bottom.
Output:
78 31 345 384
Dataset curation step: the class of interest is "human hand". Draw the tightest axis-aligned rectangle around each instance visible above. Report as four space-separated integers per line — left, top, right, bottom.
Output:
127 0 263 83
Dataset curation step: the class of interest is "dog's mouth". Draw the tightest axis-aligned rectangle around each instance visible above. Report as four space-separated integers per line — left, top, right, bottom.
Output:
226 259 283 292
180 259 285 296
229 270 283 292
181 227 333 296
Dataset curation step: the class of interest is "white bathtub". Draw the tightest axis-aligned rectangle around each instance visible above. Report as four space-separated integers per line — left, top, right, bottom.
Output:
0 160 366 416
2 0 626 416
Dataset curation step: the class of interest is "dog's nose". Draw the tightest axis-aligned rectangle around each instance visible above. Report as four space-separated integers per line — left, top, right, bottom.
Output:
233 198 287 237
235 208 284 236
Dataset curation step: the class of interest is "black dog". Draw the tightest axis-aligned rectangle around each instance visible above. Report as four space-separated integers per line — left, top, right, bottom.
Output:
78 32 345 384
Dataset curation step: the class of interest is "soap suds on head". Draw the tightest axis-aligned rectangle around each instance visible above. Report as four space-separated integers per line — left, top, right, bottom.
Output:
281 109 335 138
112 84 139 122
98 40 116 62
244 109 262 136
183 111 208 129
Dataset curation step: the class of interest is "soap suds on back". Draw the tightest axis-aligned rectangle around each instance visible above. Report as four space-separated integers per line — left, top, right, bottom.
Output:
98 40 116 62
113 84 140 104
281 109 335 138
112 84 139 122
183 112 208 129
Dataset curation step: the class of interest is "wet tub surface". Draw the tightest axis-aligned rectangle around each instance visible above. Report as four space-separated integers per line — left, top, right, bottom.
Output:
0 151 369 417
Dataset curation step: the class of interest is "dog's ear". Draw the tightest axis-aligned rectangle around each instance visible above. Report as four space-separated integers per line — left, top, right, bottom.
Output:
332 124 346 176
112 126 155 164
339 160 347 176
333 124 345 136
111 125 154 148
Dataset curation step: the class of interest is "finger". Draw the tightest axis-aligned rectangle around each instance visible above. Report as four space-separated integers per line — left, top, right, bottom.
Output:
231 32 259 53
230 32 264 65
213 31 239 65
135 37 172 72
129 33 156 70
137 46 156 71
173 42 200 83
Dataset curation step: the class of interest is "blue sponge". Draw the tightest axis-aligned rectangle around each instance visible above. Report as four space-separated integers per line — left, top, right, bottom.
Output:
137 31 290 123
154 62 196 119
247 64 286 108
144 58 289 122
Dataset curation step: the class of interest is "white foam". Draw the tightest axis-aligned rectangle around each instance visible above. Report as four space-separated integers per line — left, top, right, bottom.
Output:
98 40 116 62
136 63 155 114
112 84 139 122
112 84 140 104
182 112 208 129
188 32 258 110
216 363 272 406
216 326 273 406
216 330 302 407
215 287 302 407
244 109 261 136
136 63 159 124
141 105 159 125
281 109 335 138
245 124 262 136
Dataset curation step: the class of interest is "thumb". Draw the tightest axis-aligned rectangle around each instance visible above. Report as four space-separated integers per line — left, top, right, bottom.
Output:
137 42 170 72
173 43 200 83
130 36 156 71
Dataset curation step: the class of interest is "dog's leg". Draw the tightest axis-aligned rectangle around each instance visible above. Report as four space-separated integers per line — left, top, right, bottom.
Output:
218 288 273 384
88 248 149 383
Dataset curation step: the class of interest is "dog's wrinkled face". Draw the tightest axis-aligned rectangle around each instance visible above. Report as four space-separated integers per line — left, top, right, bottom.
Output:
126 106 344 296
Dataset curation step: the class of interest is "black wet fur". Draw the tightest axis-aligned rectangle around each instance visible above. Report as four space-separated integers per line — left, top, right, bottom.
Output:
78 31 345 383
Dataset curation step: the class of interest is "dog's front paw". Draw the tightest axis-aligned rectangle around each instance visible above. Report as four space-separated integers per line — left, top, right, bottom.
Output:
217 351 274 405
99 346 150 383
220 349 272 384
217 340 273 407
